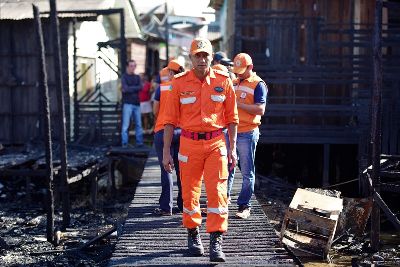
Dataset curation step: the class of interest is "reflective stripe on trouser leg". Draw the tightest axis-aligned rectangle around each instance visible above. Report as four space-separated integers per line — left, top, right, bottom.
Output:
203 136 229 233
179 137 204 229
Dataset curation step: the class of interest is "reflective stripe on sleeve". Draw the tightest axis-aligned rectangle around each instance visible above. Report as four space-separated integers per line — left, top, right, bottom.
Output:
160 85 171 91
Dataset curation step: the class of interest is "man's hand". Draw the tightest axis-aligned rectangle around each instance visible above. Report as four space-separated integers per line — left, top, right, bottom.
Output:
162 149 174 173
227 147 237 171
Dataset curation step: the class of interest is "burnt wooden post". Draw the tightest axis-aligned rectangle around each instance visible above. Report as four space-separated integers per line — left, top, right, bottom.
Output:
49 0 70 228
33 4 55 243
120 9 126 75
165 1 169 61
234 0 242 54
371 0 383 251
9 26 16 143
73 18 79 141
322 144 330 187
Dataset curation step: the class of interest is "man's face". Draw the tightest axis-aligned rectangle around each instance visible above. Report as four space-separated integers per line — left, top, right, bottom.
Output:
237 65 251 79
127 62 136 74
190 52 212 72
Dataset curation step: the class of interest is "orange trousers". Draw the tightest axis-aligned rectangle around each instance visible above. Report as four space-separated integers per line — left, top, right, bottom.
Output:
178 134 229 233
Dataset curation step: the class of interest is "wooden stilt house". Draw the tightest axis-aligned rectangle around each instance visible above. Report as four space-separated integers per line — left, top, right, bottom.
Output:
212 0 400 187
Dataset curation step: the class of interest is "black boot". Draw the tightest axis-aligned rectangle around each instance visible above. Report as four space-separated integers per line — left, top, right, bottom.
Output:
209 231 226 262
187 227 204 256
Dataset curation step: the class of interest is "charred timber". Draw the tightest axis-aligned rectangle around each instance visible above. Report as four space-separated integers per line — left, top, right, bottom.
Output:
50 0 70 229
33 4 55 243
370 0 383 251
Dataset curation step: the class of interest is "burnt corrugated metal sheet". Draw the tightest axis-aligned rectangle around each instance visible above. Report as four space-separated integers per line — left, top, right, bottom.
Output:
0 0 111 20
0 0 143 39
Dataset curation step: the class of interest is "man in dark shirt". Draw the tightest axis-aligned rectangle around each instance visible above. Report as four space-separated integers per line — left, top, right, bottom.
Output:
121 60 144 147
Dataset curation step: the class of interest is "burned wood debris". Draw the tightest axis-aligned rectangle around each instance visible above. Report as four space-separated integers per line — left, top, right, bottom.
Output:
0 144 109 192
280 188 343 258
0 144 44 170
255 174 400 265
0 191 133 266
0 144 145 266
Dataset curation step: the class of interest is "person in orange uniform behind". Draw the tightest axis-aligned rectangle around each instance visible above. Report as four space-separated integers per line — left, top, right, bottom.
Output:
228 53 268 219
153 60 185 215
162 38 238 262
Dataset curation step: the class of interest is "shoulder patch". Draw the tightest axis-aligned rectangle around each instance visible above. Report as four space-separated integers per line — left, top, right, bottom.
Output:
174 70 189 79
214 69 230 77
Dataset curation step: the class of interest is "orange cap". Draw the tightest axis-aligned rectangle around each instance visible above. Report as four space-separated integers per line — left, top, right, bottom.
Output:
212 64 228 73
159 67 170 82
232 53 253 74
167 59 183 72
190 37 213 55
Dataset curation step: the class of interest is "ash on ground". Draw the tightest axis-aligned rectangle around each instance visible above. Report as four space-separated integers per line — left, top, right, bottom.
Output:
0 172 139 267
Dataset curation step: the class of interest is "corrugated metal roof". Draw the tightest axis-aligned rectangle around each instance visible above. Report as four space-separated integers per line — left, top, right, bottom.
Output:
0 0 143 38
0 0 111 20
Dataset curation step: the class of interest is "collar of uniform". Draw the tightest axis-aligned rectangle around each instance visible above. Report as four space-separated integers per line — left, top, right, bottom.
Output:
241 71 257 83
188 68 216 85
207 67 216 85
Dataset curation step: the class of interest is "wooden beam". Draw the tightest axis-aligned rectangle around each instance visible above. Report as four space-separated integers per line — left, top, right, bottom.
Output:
33 3 55 243
50 0 70 229
370 0 383 251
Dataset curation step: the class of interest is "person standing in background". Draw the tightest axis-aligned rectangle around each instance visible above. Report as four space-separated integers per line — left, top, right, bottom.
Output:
121 60 144 147
153 60 185 215
228 53 268 219
139 73 154 134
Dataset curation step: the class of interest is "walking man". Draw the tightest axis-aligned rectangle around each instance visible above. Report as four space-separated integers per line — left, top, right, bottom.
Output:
121 60 144 147
162 38 238 262
228 53 268 219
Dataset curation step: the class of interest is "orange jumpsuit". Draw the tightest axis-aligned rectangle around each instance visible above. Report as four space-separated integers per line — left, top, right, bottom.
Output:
164 68 238 233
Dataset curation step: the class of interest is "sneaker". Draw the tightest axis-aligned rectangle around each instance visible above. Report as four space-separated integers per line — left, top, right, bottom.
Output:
235 207 251 219
154 208 172 216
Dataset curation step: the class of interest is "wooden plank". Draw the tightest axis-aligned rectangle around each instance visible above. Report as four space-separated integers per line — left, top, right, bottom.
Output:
286 208 337 232
109 148 295 266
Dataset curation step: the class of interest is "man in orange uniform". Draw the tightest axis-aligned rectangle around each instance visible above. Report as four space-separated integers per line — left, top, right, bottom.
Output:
162 38 238 262
153 60 185 215
228 53 268 219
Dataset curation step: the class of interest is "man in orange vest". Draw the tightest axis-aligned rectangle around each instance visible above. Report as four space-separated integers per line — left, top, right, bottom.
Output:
229 53 268 219
153 60 185 216
162 38 238 262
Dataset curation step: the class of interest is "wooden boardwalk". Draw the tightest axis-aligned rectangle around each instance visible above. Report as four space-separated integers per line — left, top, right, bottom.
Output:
109 149 296 266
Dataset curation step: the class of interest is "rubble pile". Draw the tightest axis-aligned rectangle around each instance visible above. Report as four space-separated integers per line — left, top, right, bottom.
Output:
255 174 400 266
0 177 138 266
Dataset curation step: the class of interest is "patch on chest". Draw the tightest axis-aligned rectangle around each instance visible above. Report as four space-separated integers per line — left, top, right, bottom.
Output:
180 91 195 96
214 86 224 93
240 92 247 99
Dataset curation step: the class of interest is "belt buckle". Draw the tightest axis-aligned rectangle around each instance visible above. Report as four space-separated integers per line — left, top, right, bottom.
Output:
198 133 206 140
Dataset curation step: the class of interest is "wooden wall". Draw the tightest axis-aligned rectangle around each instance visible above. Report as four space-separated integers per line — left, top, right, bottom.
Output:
0 19 70 144
233 0 400 177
